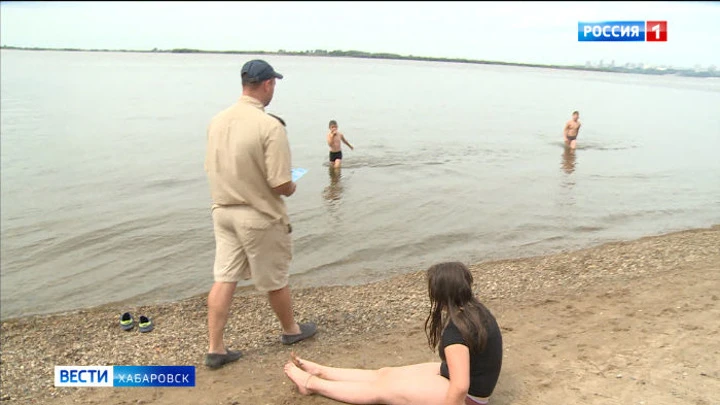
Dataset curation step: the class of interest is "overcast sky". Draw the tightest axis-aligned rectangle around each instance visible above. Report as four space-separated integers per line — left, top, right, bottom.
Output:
1 1 719 68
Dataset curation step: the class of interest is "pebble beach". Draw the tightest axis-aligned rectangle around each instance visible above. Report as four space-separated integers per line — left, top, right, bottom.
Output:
1 225 719 405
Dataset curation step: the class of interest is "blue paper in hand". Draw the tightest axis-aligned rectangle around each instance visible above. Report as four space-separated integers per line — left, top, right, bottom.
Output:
292 168 308 182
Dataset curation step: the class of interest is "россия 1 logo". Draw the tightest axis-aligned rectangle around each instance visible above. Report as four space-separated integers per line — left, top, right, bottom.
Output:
578 21 667 42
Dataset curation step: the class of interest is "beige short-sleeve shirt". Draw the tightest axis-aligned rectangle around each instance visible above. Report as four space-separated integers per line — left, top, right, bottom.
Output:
204 95 292 225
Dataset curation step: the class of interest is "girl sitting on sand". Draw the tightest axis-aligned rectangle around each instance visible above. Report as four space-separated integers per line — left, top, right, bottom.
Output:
284 262 503 405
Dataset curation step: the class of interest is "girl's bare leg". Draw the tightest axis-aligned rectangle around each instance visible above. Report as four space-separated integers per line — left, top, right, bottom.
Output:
291 352 380 382
284 361 448 405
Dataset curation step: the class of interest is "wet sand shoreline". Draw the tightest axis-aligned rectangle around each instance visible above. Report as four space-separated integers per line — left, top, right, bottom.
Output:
1 225 719 404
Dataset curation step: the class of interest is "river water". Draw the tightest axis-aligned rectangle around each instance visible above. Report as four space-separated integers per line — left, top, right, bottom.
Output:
1 50 719 319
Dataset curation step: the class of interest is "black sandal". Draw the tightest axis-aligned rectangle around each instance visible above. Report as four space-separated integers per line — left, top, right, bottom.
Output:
281 322 318 345
205 350 243 369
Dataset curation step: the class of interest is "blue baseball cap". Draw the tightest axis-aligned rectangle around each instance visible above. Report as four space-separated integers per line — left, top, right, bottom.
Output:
241 59 283 83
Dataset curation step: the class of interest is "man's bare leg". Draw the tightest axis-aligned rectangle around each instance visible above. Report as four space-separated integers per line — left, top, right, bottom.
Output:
269 286 301 335
333 159 342 169
208 281 237 354
570 139 577 150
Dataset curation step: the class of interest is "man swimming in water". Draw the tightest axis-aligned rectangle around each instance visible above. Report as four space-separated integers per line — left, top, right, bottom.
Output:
327 120 353 169
563 111 581 150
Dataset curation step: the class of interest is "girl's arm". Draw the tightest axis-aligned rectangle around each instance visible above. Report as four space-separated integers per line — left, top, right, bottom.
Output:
443 344 471 405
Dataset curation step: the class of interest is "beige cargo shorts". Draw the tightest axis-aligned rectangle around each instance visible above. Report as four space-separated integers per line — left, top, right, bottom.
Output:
211 205 292 292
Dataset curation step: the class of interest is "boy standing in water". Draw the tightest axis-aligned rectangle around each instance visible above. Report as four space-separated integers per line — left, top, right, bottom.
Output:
327 120 354 168
563 111 582 150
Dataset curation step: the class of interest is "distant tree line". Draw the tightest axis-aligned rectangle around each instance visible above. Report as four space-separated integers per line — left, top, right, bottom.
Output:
2 45 717 78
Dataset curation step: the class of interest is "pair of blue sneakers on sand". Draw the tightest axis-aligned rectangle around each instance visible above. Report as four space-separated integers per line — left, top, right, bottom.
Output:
119 312 154 333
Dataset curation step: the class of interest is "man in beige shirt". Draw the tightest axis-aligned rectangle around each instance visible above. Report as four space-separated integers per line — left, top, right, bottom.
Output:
204 60 317 369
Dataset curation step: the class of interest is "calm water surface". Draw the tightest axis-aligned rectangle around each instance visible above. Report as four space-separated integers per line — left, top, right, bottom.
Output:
1 50 719 319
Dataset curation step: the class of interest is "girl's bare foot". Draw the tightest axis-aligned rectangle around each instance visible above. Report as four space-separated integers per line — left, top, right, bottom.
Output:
290 351 322 377
284 361 314 396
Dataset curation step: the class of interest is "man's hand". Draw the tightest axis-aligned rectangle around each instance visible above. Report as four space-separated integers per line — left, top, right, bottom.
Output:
273 181 296 197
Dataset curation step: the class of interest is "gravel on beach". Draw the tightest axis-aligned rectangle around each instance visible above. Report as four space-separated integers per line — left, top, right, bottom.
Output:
1 225 718 404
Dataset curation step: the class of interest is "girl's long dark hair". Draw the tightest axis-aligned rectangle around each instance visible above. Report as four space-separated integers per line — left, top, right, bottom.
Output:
424 262 491 354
